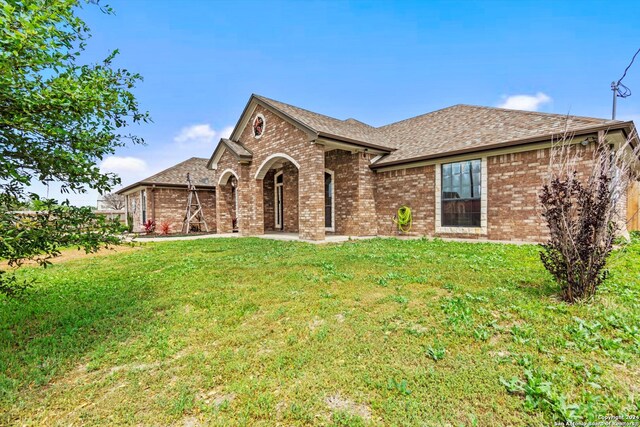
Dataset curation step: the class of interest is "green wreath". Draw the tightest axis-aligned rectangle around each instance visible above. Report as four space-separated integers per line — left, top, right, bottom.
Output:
393 205 412 233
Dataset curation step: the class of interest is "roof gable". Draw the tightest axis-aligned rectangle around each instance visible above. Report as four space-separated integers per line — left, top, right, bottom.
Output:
228 94 396 152
207 138 253 169
116 157 216 194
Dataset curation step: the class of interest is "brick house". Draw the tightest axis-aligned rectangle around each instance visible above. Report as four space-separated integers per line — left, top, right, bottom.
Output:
118 157 217 233
118 94 639 241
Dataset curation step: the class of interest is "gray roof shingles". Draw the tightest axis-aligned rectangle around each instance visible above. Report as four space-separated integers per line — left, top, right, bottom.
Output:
254 95 622 166
255 95 395 149
118 157 217 193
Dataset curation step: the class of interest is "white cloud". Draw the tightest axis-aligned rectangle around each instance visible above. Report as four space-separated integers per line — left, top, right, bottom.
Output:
100 156 150 187
220 125 235 139
174 124 217 145
100 156 148 173
498 92 552 111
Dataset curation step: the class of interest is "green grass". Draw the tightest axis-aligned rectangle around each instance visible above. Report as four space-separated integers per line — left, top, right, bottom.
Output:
1 237 639 425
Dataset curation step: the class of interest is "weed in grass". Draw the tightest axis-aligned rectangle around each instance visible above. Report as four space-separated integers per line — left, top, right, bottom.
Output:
170 386 196 415
473 327 491 341
511 324 535 345
330 411 365 427
441 297 473 329
320 261 353 282
387 378 412 395
390 294 409 305
426 344 446 361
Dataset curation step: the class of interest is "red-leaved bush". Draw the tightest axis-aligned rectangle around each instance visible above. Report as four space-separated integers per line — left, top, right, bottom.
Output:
143 219 155 234
159 221 170 235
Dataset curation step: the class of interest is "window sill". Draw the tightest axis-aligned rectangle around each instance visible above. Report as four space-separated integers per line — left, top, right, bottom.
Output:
436 226 487 235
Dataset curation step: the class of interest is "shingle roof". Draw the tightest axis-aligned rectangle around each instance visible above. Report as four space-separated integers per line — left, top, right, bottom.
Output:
221 138 252 158
375 105 617 165
252 95 624 167
117 157 216 194
254 95 394 150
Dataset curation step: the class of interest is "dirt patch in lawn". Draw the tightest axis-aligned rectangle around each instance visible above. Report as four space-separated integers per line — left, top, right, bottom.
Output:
325 393 371 420
0 244 141 268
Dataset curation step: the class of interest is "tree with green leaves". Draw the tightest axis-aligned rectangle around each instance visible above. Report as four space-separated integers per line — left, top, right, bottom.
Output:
0 0 149 297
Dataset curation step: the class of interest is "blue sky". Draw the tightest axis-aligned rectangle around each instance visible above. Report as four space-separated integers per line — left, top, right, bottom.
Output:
39 0 640 205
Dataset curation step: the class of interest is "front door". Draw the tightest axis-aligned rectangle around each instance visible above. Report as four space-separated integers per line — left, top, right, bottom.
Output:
275 172 284 230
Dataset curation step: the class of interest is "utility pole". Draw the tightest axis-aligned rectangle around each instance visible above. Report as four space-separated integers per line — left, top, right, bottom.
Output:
611 48 640 121
611 81 618 120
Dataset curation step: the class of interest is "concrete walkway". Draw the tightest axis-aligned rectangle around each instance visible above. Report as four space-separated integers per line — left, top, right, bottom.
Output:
130 231 374 244
130 231 534 245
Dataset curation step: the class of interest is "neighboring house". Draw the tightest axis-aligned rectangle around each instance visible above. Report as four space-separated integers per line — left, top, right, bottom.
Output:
94 209 126 223
95 198 126 223
117 157 216 233
118 94 639 241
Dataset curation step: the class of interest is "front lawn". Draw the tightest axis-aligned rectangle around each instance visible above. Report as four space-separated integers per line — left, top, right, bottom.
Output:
1 237 639 425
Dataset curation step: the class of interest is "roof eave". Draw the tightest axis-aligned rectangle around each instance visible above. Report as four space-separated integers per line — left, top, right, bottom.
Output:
116 182 217 195
317 131 395 152
207 139 254 169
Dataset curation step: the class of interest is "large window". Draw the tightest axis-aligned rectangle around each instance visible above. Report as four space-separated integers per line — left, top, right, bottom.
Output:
324 170 334 230
441 159 481 227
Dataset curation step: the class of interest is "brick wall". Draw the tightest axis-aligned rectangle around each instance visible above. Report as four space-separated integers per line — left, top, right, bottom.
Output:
325 150 359 234
282 162 300 232
374 165 436 237
150 187 215 234
217 104 325 240
262 163 299 232
356 152 379 236
263 169 275 231
486 145 596 242
215 149 240 234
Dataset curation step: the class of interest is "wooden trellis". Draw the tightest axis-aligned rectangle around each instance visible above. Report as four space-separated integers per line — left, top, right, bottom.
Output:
182 173 209 234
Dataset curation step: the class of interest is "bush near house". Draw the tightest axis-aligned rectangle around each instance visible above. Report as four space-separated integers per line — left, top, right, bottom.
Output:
1 237 639 425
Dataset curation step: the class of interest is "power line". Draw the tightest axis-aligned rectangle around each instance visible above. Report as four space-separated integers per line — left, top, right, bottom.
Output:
611 47 640 119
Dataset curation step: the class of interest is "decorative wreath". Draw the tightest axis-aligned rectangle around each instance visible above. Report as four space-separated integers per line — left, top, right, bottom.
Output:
253 115 264 137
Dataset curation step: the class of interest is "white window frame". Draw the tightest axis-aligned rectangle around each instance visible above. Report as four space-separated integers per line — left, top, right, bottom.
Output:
274 171 283 230
435 157 487 235
324 169 335 232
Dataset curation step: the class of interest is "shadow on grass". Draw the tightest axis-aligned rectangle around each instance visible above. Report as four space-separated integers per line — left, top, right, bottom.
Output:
0 257 156 408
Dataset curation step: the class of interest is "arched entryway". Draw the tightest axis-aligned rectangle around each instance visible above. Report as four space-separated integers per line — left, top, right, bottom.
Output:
255 154 300 235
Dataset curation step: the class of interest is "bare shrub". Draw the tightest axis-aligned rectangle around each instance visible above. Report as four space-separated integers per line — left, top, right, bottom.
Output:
540 130 640 303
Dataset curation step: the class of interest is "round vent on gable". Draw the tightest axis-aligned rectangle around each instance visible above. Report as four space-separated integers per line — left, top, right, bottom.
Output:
253 114 265 138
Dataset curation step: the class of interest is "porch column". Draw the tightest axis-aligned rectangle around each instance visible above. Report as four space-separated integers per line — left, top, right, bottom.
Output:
356 152 379 236
299 144 325 241
215 183 234 233
237 164 264 236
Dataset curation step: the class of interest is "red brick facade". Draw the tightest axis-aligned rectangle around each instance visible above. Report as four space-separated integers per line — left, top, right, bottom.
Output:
125 186 216 233
127 98 632 243
486 145 596 242
374 165 436 237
